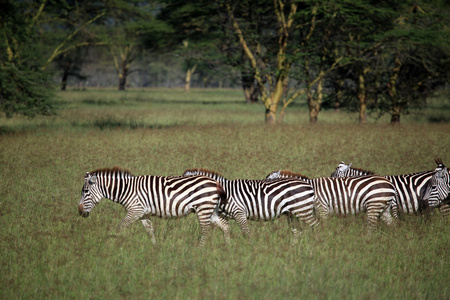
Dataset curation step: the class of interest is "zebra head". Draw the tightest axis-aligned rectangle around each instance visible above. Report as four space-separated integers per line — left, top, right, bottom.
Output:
78 172 102 217
422 162 450 207
265 170 281 180
265 170 309 181
330 161 352 177
182 170 199 176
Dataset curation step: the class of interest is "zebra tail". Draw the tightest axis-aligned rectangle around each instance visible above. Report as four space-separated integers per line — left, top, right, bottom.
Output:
216 182 228 207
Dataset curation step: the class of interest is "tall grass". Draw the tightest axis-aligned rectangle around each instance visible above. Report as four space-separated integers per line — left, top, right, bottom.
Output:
0 88 449 299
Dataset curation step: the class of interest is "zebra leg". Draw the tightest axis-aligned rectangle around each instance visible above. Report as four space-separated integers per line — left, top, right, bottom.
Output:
195 207 214 247
380 206 395 227
390 198 399 220
118 209 144 231
141 218 157 244
315 201 330 221
287 214 302 244
366 204 385 232
234 212 252 241
198 219 212 247
210 210 230 244
439 203 450 219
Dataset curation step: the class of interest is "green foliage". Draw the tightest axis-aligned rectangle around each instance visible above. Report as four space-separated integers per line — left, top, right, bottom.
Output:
0 89 449 298
0 0 55 118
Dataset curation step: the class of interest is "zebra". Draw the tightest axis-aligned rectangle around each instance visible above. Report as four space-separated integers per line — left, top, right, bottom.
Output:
422 163 450 210
78 167 229 246
266 170 398 231
182 168 319 241
330 159 450 217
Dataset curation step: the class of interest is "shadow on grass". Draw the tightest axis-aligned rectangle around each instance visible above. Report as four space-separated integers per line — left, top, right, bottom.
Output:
72 116 179 130
0 124 49 135
82 99 120 106
428 114 450 123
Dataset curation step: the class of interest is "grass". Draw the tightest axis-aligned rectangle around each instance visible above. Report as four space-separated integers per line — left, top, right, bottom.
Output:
0 88 449 299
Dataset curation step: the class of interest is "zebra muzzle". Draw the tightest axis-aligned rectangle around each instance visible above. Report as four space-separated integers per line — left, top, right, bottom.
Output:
78 204 89 217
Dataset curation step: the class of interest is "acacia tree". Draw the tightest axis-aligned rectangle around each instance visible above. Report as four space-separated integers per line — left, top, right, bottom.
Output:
90 0 172 91
220 0 297 123
330 1 398 124
217 0 345 123
380 1 450 123
158 0 228 92
0 0 54 117
327 1 450 124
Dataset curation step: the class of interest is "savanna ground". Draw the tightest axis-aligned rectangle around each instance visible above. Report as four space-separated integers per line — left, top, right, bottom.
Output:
0 88 449 299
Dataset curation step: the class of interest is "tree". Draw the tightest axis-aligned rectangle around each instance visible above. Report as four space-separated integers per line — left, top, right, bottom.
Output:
158 1 227 92
217 0 345 124
0 0 54 118
326 1 450 124
93 1 167 90
381 1 450 123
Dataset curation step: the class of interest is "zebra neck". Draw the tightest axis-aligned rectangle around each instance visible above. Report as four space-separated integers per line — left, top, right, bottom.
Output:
101 176 134 205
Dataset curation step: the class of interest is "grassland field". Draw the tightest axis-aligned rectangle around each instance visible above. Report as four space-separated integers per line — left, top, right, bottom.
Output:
0 88 449 299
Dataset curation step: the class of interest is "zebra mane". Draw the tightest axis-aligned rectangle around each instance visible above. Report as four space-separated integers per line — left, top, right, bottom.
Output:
350 166 375 175
435 158 445 167
182 168 227 180
90 166 134 177
267 170 309 180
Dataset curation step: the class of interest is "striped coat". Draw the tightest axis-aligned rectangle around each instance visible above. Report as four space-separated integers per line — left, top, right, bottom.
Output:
78 167 228 246
330 159 450 216
266 170 398 231
183 169 319 240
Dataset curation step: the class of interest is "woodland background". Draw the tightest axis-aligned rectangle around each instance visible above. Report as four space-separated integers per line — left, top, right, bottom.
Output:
1 0 449 124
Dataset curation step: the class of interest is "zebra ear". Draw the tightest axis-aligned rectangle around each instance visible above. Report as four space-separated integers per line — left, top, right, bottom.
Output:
348 163 352 168
89 175 97 185
436 167 447 178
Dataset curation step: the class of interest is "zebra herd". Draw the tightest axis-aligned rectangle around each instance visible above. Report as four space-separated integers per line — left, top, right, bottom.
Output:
78 159 450 246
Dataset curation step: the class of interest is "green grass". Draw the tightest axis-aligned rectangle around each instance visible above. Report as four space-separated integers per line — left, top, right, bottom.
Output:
0 88 449 299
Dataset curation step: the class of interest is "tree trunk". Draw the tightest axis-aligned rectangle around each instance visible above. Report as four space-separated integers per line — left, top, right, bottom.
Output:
334 79 343 112
307 71 324 123
389 56 402 124
307 86 318 123
309 102 320 123
242 72 259 103
358 73 367 124
61 68 69 91
184 65 197 92
391 106 401 123
265 106 277 124
118 61 128 91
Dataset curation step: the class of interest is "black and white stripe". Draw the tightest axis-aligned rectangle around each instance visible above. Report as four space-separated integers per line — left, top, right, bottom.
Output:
422 163 450 209
330 159 450 216
78 167 228 246
182 169 319 241
266 170 397 231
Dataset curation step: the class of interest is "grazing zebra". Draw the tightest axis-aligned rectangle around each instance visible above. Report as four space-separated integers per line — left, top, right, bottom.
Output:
78 167 228 246
182 169 319 241
422 163 450 210
266 170 397 231
330 159 450 216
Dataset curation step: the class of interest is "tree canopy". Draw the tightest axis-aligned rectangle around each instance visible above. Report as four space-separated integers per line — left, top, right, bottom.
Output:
0 0 448 122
